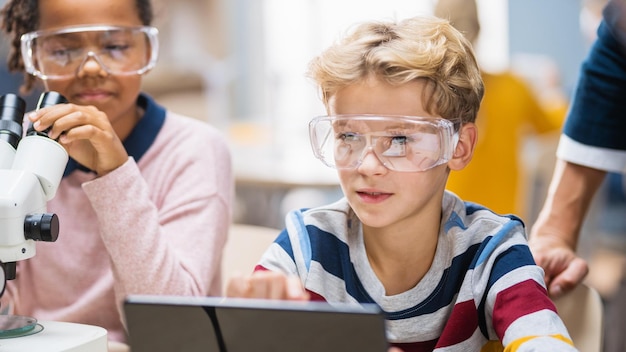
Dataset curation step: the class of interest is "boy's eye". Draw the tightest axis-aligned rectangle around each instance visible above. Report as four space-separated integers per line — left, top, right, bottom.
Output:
381 135 412 146
338 132 361 143
380 135 409 157
390 135 409 145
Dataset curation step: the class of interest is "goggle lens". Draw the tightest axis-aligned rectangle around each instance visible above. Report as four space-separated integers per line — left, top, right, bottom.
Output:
309 115 457 172
21 25 159 80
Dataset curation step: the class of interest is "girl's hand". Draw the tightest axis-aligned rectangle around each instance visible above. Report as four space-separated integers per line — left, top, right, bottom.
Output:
226 271 310 301
28 103 128 176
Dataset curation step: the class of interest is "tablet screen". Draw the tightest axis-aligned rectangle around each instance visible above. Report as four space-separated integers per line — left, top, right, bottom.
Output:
124 295 388 352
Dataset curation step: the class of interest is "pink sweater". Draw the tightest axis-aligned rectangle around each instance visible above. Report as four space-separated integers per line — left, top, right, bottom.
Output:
2 107 233 342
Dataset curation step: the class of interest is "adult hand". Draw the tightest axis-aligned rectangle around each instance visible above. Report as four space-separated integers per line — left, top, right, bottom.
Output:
529 233 589 298
226 270 310 301
28 103 128 176
529 160 604 298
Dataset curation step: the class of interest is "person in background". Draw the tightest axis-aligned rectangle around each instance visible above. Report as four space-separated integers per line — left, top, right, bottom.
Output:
0 0 39 107
435 0 567 219
0 0 232 344
529 1 626 350
227 15 576 351
574 0 626 305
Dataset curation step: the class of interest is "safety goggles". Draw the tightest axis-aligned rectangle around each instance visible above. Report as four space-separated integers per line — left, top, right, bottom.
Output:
21 25 159 80
309 115 459 172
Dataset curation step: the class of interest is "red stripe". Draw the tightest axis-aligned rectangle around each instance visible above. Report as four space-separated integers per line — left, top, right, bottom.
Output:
254 264 269 272
436 299 478 347
493 279 556 338
306 290 327 302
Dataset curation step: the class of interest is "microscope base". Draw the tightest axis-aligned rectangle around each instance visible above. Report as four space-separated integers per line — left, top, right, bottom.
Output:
0 320 107 351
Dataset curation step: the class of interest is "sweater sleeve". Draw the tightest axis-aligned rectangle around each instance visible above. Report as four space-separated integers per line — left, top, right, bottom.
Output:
475 221 578 351
81 120 232 308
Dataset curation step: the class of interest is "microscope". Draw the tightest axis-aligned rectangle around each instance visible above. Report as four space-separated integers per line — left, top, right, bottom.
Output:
0 91 68 334
0 91 108 351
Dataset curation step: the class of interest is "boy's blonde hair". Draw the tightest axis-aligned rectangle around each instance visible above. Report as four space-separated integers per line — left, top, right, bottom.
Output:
307 16 484 125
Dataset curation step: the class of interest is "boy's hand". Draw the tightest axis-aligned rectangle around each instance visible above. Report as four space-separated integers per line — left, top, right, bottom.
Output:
228 271 401 352
226 271 309 301
28 104 128 176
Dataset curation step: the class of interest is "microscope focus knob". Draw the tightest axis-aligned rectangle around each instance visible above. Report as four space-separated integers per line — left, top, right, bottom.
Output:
24 213 60 242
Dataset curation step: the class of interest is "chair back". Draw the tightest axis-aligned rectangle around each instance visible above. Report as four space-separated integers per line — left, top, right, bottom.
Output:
553 283 604 352
222 223 280 293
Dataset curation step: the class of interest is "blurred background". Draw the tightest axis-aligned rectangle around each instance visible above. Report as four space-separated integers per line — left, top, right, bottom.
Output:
140 0 626 311
1 0 623 319
145 0 593 230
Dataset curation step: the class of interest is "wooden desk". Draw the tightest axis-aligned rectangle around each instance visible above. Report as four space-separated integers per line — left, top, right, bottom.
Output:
108 341 131 352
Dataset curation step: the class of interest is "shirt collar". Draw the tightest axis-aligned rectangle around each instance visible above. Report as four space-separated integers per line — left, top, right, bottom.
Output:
62 93 166 177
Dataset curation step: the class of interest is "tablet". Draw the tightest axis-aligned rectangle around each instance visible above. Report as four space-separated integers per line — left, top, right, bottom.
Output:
124 295 388 352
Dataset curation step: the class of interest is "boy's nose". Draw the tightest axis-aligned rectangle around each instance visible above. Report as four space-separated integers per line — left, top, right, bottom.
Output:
356 147 387 174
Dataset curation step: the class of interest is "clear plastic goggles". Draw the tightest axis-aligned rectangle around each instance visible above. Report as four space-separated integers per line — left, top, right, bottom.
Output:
309 115 459 172
21 25 159 80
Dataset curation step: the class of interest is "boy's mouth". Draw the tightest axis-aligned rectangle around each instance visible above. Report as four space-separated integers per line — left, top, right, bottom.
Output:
356 191 392 203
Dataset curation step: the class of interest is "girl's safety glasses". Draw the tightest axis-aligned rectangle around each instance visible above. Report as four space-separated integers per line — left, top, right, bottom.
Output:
21 25 159 80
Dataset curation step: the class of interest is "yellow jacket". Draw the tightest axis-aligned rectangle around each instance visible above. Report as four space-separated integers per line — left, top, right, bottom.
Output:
446 71 566 218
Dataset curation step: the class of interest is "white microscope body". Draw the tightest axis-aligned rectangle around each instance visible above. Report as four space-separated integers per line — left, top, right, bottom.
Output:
0 92 68 294
0 92 108 351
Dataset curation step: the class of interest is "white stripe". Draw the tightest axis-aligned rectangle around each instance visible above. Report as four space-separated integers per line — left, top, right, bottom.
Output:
470 230 531 300
384 306 452 343
261 243 299 275
502 309 571 345
435 329 492 352
305 261 360 303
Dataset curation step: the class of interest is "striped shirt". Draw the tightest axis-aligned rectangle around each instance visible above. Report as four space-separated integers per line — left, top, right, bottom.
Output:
257 192 577 351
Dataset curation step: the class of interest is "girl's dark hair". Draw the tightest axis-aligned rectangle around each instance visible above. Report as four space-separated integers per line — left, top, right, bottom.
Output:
0 0 154 93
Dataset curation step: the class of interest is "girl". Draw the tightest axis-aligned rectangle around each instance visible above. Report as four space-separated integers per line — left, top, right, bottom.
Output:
0 0 232 343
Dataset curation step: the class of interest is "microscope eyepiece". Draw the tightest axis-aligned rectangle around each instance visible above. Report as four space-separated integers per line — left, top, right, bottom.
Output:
0 94 26 149
36 91 68 109
26 91 68 137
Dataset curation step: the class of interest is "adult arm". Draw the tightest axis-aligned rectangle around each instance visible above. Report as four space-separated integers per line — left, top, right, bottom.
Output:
529 159 606 297
530 5 626 298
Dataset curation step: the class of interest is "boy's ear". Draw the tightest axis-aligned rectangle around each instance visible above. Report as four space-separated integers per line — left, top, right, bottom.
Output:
448 122 477 171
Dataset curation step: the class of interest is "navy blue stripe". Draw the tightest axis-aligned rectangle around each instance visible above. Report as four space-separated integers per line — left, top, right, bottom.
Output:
386 242 481 320
306 225 376 303
465 201 488 216
443 210 467 233
275 229 294 261
476 244 536 337
486 244 535 290
465 202 526 227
